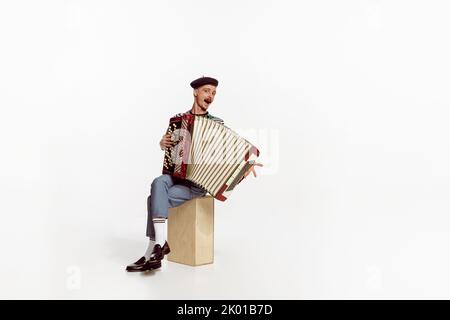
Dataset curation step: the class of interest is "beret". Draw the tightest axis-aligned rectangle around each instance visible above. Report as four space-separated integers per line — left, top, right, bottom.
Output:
190 76 219 89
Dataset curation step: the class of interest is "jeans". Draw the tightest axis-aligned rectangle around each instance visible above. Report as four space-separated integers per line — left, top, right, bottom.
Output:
146 174 207 240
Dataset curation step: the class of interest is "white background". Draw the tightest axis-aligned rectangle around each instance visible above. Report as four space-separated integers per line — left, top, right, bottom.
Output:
1 0 450 299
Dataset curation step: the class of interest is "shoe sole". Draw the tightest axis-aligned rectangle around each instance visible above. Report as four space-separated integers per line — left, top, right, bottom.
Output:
126 262 161 272
126 268 146 272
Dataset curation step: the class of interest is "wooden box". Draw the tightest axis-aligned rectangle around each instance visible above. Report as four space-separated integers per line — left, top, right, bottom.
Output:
167 196 214 266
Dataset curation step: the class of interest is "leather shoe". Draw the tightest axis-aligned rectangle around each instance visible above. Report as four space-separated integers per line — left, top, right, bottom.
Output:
162 241 171 256
151 241 171 261
125 241 170 272
127 257 162 272
126 256 147 272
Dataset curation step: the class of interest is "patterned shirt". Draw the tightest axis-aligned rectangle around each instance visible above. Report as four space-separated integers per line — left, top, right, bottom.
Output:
172 109 225 125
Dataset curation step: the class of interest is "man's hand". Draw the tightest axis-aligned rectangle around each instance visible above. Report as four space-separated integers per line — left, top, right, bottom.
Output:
160 134 174 150
243 162 263 178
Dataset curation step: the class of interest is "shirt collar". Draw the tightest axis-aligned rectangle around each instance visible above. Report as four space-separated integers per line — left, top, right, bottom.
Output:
187 109 209 117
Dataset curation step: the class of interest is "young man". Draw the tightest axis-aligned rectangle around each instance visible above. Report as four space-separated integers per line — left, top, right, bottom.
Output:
126 76 262 272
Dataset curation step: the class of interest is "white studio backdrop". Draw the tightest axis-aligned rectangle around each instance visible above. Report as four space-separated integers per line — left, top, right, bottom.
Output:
1 0 450 299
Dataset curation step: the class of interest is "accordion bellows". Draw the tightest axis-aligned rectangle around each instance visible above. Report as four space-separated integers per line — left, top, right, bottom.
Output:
162 114 260 201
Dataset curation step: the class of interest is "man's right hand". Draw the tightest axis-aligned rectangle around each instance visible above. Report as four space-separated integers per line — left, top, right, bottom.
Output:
160 134 174 150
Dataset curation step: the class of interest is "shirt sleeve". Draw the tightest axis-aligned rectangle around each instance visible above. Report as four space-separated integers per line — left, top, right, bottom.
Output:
166 112 184 133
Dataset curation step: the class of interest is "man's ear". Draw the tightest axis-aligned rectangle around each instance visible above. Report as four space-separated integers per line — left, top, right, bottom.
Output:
193 89 198 97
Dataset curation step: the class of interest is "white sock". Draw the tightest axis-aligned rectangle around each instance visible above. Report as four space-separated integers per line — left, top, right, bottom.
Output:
153 218 167 247
144 239 156 260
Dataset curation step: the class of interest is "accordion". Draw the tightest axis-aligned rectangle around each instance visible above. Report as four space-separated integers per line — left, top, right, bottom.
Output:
162 113 260 201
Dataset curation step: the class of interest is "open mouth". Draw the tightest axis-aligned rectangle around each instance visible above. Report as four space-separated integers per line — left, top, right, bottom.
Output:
204 98 211 104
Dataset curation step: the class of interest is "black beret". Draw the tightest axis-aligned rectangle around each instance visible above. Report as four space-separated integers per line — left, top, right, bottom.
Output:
190 76 219 89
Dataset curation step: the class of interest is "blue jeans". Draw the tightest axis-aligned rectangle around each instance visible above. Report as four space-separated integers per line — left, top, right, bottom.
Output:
146 174 207 240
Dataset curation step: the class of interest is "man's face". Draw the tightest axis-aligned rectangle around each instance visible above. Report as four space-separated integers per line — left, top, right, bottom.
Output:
194 84 217 112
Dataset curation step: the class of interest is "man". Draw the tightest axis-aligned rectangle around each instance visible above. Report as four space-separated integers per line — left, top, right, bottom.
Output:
126 76 262 272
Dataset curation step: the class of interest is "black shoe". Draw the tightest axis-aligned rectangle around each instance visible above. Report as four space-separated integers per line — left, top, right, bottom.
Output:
151 241 171 261
161 241 171 258
126 256 146 272
125 242 170 272
126 256 162 272
142 258 162 271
